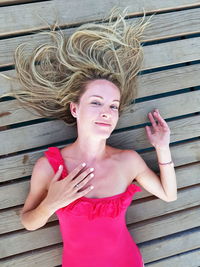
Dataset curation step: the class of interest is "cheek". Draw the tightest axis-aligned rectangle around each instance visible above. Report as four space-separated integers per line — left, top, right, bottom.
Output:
78 106 97 119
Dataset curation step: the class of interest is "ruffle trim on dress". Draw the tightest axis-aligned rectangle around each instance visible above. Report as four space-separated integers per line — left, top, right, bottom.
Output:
58 184 142 220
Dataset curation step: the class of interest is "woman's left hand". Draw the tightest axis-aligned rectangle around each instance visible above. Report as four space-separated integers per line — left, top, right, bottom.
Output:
145 109 171 149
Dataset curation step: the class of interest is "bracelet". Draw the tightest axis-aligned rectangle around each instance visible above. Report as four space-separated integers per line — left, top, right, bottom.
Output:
158 160 174 165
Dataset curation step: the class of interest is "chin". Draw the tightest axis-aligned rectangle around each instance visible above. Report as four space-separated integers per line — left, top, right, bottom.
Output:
94 128 113 139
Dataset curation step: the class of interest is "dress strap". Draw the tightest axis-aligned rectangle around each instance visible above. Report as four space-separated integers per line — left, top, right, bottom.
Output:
44 147 68 180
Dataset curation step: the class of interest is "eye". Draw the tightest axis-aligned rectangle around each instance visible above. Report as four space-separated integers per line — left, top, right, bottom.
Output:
91 101 118 110
91 101 101 105
111 105 119 110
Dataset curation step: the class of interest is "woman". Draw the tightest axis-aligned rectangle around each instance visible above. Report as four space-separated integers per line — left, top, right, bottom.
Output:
1 7 177 267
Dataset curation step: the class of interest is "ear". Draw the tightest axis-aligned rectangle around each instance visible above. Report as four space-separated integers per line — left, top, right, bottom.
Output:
70 102 78 118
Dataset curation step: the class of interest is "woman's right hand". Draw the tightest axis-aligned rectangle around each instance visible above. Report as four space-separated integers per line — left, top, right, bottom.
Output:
42 163 94 213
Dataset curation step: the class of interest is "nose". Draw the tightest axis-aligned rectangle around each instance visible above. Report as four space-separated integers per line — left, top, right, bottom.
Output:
100 107 111 119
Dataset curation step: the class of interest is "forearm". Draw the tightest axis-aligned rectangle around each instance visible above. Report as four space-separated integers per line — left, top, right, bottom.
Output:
155 146 177 201
20 201 55 231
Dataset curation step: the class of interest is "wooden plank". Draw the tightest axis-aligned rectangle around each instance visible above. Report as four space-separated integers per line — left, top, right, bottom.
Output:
146 248 200 267
1 28 200 70
2 247 199 267
129 205 200 243
1 225 62 258
0 206 57 234
127 185 200 224
0 149 41 182
1 64 200 98
0 244 62 267
140 139 200 170
109 114 200 149
0 100 40 127
0 1 57 37
143 8 200 41
143 37 200 70
0 0 44 5
1 246 199 267
1 213 199 259
0 0 200 37
0 134 199 183
139 227 200 263
136 64 200 98
0 92 200 155
0 8 200 67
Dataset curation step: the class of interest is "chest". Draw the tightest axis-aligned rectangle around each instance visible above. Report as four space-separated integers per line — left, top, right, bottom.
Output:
63 158 131 198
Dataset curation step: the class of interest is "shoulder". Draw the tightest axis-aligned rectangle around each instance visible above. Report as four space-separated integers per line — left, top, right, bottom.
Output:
21 156 55 215
118 149 138 161
34 156 54 174
106 146 138 161
120 149 148 167
31 156 55 189
118 149 149 178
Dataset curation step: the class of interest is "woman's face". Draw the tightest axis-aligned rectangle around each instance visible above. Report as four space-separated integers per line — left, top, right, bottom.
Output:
70 79 121 139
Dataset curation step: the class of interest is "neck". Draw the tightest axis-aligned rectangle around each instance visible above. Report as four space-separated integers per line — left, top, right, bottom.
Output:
71 137 108 164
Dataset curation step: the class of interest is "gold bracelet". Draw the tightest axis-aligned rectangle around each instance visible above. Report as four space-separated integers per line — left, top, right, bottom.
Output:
158 160 174 165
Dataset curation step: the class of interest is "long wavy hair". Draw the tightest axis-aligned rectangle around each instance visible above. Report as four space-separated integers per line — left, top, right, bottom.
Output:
1 7 153 125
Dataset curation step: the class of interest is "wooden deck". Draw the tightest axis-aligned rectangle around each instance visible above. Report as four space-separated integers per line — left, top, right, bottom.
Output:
0 0 200 266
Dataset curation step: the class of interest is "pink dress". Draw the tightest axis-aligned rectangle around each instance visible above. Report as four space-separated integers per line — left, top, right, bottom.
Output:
44 146 144 267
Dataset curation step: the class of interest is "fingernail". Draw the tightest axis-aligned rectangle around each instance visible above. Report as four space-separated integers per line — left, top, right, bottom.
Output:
90 167 94 171
82 162 86 167
90 185 94 189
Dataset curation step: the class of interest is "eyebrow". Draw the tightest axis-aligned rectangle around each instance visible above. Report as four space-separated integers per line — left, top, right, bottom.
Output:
89 95 120 102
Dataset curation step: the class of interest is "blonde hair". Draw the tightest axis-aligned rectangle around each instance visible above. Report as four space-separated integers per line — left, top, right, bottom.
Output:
1 7 153 125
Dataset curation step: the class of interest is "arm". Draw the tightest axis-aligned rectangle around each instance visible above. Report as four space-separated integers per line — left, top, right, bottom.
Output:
155 145 177 201
21 199 54 231
127 149 177 202
20 157 55 231
145 109 177 200
128 109 177 202
130 148 177 202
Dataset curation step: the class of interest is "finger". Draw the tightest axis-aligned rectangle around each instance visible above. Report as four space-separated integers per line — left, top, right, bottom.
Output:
73 167 94 185
68 162 87 180
73 172 94 189
145 125 152 135
52 165 63 182
76 184 94 198
153 110 169 128
148 112 157 127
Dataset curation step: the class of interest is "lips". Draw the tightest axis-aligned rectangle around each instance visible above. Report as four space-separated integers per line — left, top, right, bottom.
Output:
95 122 111 126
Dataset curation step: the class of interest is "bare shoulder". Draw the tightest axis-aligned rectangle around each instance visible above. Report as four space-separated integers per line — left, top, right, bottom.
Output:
106 146 136 161
120 149 148 167
26 155 55 196
21 156 55 214
120 149 140 160
34 155 55 174
118 149 149 180
106 145 124 155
